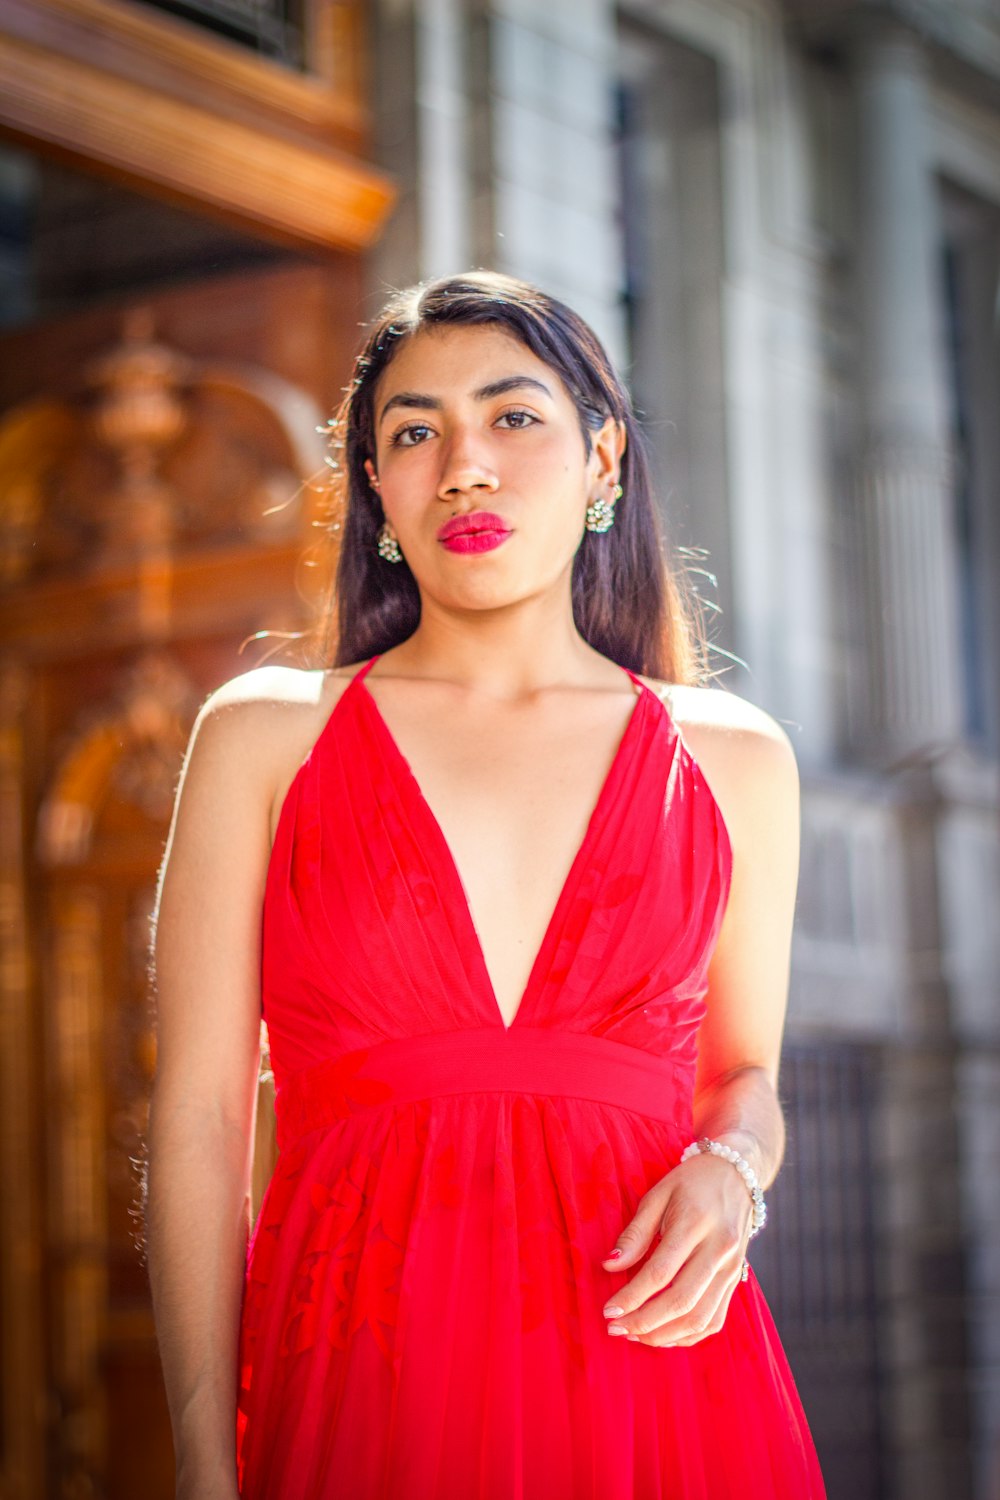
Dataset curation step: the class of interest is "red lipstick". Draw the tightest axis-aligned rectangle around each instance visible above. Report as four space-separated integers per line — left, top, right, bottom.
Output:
438 512 513 554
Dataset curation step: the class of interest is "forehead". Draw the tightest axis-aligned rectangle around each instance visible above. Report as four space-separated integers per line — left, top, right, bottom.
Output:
374 321 565 400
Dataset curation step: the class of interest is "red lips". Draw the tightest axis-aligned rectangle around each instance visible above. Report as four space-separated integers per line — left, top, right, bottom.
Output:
437 512 512 541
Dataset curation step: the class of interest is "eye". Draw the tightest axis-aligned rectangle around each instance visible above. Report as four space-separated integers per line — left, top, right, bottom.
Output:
387 407 540 448
496 407 540 430
388 422 433 448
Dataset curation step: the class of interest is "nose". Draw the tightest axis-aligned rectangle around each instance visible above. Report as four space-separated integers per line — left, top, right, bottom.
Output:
436 428 499 501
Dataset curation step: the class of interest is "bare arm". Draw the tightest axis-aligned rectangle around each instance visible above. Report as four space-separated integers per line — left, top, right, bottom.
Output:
146 685 279 1498
599 698 801 1347
687 704 801 1194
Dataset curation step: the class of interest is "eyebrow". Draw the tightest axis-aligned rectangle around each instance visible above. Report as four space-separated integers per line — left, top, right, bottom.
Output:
378 375 554 427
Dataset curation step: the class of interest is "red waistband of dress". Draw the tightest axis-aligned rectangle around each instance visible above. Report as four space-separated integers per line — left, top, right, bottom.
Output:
273 1028 693 1151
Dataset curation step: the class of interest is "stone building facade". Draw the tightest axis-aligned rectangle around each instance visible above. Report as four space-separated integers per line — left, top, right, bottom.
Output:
367 1 999 1496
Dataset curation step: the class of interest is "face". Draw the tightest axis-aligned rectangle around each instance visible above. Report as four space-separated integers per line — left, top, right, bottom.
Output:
363 323 624 608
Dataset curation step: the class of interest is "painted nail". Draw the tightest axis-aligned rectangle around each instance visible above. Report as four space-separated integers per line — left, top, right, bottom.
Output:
607 1325 630 1337
605 1248 623 1261
603 1305 625 1319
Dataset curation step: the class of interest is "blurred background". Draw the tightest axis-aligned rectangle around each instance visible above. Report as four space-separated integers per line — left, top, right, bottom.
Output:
0 0 997 1496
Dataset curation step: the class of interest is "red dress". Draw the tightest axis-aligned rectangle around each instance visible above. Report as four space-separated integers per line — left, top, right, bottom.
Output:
236 653 826 1499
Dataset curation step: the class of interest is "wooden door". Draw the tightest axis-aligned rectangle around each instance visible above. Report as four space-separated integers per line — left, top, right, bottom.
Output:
0 257 359 1498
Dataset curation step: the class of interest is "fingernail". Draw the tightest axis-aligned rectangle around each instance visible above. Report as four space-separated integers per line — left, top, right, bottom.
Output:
605 1249 623 1261
603 1305 625 1319
607 1324 630 1337
627 1334 641 1342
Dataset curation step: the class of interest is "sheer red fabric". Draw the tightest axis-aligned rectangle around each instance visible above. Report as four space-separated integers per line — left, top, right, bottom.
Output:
236 654 826 1498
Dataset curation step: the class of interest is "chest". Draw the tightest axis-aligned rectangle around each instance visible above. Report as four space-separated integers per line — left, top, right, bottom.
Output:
362 682 644 1027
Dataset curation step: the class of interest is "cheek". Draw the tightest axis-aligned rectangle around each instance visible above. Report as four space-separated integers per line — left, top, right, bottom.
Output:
510 434 584 491
378 455 436 511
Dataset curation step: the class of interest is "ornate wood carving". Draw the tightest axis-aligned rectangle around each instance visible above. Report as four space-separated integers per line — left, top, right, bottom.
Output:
36 656 200 1496
0 657 45 1499
33 646 279 1497
37 652 198 867
0 263 349 1494
0 310 329 587
46 885 108 1497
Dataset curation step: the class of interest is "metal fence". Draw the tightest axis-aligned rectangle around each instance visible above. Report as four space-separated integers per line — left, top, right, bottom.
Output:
751 1042 887 1499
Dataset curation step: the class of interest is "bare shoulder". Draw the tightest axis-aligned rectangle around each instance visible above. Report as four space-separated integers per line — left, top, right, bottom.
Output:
201 663 330 716
196 661 368 735
193 663 367 842
636 675 800 850
635 675 797 753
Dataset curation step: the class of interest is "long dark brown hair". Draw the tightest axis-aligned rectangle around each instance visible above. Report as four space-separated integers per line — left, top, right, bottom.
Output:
302 269 717 685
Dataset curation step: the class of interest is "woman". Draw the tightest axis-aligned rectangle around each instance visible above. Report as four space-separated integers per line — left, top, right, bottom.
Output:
147 270 826 1499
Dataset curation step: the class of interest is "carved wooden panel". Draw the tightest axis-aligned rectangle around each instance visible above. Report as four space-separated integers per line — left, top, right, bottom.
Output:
1 310 329 587
37 649 242 1499
0 258 358 1499
0 659 45 1500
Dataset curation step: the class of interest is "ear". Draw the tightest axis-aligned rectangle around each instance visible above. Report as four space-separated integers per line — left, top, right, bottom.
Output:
591 416 627 488
364 457 379 488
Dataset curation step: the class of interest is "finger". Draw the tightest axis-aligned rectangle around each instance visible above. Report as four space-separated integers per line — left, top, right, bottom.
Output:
606 1244 719 1341
602 1201 706 1318
601 1184 674 1271
632 1263 737 1348
666 1265 742 1347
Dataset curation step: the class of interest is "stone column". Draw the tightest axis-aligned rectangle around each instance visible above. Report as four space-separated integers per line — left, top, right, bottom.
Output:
852 29 976 1499
477 0 625 361
367 0 473 295
851 18 963 764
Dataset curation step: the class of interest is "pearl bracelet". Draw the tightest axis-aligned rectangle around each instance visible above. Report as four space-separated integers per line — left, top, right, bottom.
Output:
679 1137 768 1240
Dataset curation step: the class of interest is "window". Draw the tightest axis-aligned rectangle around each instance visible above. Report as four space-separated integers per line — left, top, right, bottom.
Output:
940 181 1000 752
614 22 733 668
133 0 307 66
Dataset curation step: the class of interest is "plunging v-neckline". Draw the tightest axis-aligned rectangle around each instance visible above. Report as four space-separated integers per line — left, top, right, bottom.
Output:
354 654 648 1032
